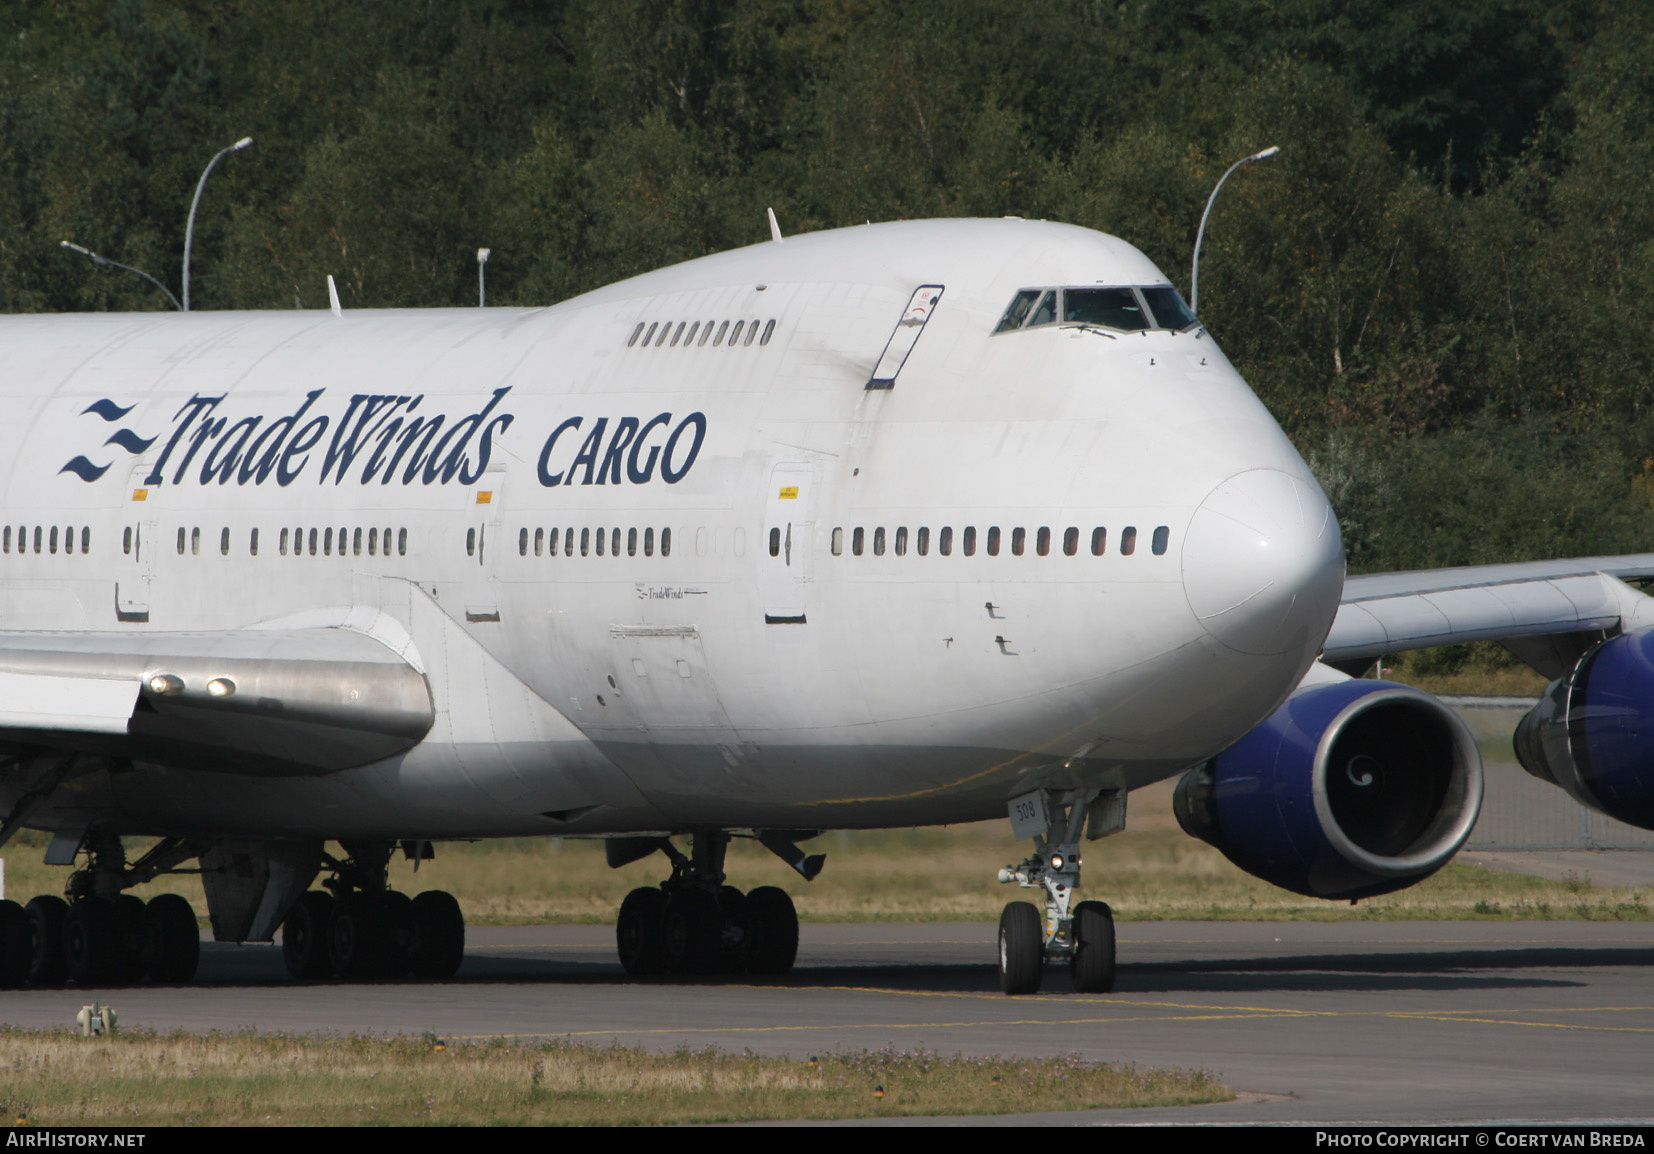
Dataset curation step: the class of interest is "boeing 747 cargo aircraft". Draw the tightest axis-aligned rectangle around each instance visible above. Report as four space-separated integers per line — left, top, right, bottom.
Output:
2 217 1651 994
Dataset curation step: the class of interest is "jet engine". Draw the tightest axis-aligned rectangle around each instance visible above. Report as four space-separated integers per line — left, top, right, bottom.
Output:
1174 679 1483 900
1514 628 1654 830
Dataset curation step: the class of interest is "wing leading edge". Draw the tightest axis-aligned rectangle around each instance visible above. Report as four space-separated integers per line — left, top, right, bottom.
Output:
1325 553 1654 677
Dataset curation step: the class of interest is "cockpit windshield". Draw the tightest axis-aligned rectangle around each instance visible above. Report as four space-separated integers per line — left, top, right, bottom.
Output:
992 285 1198 334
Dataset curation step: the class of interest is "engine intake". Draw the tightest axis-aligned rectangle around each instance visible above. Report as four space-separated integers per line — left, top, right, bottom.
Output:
1514 628 1654 830
1174 679 1483 900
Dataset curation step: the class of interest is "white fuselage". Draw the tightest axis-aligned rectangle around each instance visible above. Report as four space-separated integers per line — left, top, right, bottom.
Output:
0 219 1344 841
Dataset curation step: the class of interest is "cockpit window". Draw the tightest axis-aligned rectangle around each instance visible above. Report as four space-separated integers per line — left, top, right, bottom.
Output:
1141 286 1196 330
1027 290 1057 327
995 289 1041 333
994 285 1202 334
1064 288 1148 330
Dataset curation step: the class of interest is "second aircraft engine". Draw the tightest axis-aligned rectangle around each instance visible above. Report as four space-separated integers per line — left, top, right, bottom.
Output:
1514 628 1654 830
1173 678 1483 900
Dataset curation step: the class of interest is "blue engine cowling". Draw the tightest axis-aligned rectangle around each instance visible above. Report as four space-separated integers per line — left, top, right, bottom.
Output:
1514 628 1654 830
1173 679 1484 900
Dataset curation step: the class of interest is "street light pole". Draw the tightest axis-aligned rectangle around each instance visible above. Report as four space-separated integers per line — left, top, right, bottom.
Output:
181 136 253 312
477 248 491 307
1190 145 1279 315
60 241 182 311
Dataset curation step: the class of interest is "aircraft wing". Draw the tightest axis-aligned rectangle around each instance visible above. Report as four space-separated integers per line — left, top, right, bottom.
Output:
0 628 433 776
1323 553 1654 677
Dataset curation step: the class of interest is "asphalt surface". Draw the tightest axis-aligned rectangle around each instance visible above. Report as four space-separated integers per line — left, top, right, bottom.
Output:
4 919 1652 1124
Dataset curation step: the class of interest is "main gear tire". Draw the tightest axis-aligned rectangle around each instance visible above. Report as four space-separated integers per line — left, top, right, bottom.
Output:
617 887 667 976
663 888 720 976
25 895 68 985
282 890 336 980
998 901 1043 996
64 899 121 986
329 893 389 980
409 890 465 980
744 886 798 977
0 900 31 988
142 894 200 983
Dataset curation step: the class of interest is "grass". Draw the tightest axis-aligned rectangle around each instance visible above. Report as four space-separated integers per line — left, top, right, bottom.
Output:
0 1030 1229 1125
5 779 1646 925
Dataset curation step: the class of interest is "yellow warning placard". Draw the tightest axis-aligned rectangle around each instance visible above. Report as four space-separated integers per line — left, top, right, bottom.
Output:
779 486 799 499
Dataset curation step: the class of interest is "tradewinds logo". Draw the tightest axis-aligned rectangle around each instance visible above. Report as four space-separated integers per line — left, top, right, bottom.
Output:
59 400 157 482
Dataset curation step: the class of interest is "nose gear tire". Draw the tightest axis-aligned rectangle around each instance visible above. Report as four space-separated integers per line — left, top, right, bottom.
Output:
1070 900 1116 993
998 901 1043 995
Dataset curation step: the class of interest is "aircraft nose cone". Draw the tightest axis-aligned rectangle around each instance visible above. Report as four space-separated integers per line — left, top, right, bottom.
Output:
1182 469 1345 656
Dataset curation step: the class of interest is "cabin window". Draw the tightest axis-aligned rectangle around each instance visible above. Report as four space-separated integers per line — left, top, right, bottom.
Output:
1142 287 1197 330
307 528 317 555
832 527 843 556
1011 527 1025 556
1121 526 1137 555
280 528 289 555
853 527 865 556
1064 526 1079 556
963 526 977 556
580 528 590 557
596 527 606 556
873 527 886 556
249 528 259 556
565 528 574 556
655 323 671 347
661 527 672 557
698 322 715 346
987 526 1001 556
628 527 638 556
760 319 776 345
729 321 745 346
466 528 475 557
1152 525 1170 555
917 527 930 555
995 289 1041 333
769 527 781 557
398 528 407 556
349 528 359 556
220 527 230 556
1091 527 1107 556
177 527 185 555
939 526 953 556
4 526 10 553
627 323 645 347
644 527 654 557
49 526 57 554
121 527 130 555
533 528 543 556
685 322 700 345
324 528 334 556
642 322 658 346
669 322 686 347
81 527 89 553
191 527 200 555
713 320 729 346
743 319 759 346
369 528 379 556
1037 526 1051 556
895 526 908 556
64 526 74 554
519 528 528 556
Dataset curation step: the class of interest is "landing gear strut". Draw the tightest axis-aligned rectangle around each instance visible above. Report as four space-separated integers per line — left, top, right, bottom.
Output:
996 788 1119 995
615 830 799 978
280 840 465 982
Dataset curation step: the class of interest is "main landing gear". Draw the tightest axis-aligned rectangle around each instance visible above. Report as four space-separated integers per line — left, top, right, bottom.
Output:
281 841 465 982
614 830 801 977
995 788 1119 996
0 831 201 988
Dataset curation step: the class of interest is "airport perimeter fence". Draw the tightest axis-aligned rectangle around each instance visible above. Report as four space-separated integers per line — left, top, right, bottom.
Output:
1445 696 1654 851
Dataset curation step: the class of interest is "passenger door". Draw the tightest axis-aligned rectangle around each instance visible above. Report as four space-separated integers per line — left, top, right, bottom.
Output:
759 461 813 624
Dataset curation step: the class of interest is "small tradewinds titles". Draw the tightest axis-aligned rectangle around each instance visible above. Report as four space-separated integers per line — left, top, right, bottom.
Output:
61 400 156 482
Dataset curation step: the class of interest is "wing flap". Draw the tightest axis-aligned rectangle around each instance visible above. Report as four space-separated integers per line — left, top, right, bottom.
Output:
0 670 139 734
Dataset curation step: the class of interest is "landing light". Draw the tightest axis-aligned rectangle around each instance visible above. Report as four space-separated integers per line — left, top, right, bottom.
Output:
206 677 236 698
1050 853 1065 870
147 674 183 696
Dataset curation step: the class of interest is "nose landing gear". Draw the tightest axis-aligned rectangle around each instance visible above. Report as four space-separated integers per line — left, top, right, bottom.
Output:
996 788 1120 995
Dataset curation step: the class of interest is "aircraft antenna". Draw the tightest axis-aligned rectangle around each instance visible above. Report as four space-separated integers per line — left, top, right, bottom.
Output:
327 275 343 318
767 207 784 244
